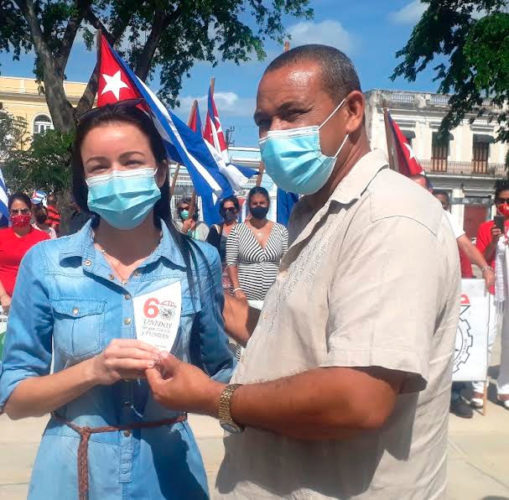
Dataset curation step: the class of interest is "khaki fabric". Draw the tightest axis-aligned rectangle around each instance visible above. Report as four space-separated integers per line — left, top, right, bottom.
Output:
215 150 460 499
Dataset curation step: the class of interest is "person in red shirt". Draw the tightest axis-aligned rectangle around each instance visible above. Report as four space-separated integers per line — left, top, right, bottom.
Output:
0 193 50 314
473 179 509 410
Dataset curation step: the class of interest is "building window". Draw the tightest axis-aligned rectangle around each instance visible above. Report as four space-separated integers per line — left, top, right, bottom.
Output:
431 132 449 172
472 134 493 174
33 114 53 135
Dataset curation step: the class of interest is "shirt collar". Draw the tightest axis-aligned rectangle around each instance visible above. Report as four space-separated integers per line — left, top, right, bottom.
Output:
59 218 186 269
329 149 389 206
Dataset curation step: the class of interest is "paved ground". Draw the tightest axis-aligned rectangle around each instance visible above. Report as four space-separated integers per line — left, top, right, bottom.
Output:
1 345 508 499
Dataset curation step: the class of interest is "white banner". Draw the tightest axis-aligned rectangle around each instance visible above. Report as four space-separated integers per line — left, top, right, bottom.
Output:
452 279 490 382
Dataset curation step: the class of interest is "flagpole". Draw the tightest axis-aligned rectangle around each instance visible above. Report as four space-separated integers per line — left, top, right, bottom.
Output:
255 162 265 187
382 104 397 171
255 41 290 188
170 100 198 197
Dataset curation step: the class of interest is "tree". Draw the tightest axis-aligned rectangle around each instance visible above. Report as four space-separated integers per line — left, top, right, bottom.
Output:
0 110 29 161
0 1 312 133
391 0 508 144
2 129 73 194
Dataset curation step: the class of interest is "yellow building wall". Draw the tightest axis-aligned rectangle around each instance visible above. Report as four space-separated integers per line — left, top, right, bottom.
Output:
0 76 87 146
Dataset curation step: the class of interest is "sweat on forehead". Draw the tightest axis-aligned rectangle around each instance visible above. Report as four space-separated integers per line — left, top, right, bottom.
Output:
263 44 361 103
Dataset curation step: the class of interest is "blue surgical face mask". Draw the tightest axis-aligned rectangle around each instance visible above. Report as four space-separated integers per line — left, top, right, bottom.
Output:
179 209 190 220
259 98 349 195
86 168 161 230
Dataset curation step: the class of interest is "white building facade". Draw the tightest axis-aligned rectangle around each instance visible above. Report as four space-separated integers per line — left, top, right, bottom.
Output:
365 89 507 238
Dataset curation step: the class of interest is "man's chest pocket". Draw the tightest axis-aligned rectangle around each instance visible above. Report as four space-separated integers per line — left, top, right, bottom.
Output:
52 299 105 361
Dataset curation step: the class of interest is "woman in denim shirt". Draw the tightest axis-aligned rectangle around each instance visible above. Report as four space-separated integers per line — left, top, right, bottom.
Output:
0 102 235 499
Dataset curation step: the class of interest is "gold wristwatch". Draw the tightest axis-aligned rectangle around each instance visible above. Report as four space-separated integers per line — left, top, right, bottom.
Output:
218 384 244 433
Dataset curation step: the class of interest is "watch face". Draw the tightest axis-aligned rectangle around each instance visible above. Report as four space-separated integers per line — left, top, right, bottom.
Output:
220 420 243 434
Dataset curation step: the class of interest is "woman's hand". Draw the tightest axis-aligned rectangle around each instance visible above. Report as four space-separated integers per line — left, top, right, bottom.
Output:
0 293 11 314
89 339 162 386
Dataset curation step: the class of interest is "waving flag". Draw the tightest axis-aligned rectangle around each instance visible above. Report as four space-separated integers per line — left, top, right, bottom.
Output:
384 110 423 177
97 34 233 224
276 189 299 227
204 86 228 163
188 102 203 135
0 169 8 221
202 83 251 190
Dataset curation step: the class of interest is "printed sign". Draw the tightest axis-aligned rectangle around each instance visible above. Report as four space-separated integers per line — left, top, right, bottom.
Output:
133 282 181 352
452 279 489 382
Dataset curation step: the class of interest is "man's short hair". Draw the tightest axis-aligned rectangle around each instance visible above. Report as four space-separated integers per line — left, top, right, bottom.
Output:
432 190 450 204
264 44 361 104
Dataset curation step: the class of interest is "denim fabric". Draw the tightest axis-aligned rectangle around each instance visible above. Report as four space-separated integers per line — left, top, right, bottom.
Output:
0 220 234 499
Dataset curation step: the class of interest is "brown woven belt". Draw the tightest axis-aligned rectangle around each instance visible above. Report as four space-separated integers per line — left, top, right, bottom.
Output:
52 412 187 500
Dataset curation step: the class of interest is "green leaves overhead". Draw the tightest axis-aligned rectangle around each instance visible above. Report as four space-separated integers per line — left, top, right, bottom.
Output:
392 0 508 143
1 0 312 130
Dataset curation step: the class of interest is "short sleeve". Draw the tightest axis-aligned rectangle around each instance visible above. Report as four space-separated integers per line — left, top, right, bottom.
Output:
322 216 443 393
225 225 240 266
0 245 53 411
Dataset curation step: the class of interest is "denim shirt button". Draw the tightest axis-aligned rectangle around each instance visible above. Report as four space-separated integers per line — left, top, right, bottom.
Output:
124 318 132 325
109 274 115 281
124 294 131 300
72 307 79 316
123 430 131 437
84 259 92 266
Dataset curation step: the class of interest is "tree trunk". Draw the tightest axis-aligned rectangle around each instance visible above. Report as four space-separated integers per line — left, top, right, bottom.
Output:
16 0 76 132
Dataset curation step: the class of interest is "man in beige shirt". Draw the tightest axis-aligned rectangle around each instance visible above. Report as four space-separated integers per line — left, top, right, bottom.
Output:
147 44 460 499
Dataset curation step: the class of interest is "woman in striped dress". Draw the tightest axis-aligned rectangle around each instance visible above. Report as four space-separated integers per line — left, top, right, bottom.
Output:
226 187 288 301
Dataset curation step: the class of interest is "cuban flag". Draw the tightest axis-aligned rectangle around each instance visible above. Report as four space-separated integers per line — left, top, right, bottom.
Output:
97 34 234 225
0 169 8 221
202 84 255 190
385 111 423 177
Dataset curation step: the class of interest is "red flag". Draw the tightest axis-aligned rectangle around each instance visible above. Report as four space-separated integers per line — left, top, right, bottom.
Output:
386 111 423 177
203 85 229 163
97 35 140 105
188 102 203 134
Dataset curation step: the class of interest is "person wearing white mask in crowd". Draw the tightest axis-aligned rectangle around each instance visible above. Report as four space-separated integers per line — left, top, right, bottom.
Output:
146 45 460 499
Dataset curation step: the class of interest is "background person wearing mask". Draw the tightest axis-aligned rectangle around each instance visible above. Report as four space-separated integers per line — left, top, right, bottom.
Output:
207 195 240 294
0 193 49 313
32 204 57 239
432 189 494 418
473 179 509 410
226 186 288 302
175 197 209 241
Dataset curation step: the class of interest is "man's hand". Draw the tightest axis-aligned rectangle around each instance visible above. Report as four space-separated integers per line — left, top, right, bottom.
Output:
146 353 224 416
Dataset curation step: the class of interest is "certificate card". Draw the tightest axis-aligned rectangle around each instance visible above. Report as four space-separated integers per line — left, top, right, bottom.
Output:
133 281 181 352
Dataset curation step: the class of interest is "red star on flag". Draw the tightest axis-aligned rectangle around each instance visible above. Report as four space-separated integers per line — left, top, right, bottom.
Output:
97 36 140 106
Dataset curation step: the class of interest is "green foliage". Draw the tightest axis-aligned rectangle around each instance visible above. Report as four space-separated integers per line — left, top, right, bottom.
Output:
3 130 73 195
0 110 29 159
391 0 509 143
0 0 313 124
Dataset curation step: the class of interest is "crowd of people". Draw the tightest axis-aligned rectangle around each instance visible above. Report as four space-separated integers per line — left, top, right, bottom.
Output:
0 43 506 499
